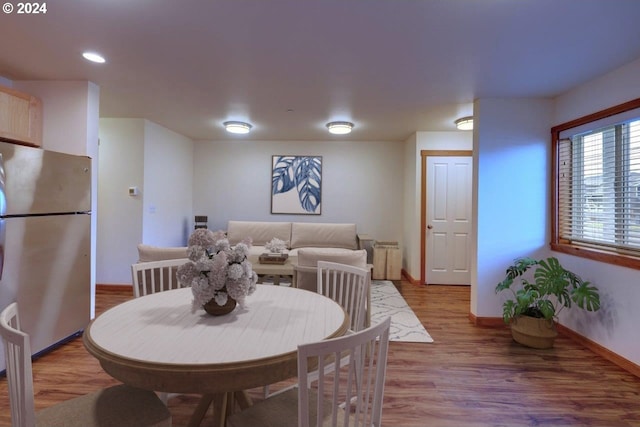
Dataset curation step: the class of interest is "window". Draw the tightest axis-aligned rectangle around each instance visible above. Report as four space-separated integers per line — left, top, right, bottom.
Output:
552 98 640 269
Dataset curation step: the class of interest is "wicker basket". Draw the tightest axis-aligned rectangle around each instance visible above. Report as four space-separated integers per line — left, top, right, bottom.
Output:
510 315 558 349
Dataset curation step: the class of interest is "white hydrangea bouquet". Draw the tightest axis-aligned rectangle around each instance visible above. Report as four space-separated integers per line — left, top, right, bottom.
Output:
177 228 257 313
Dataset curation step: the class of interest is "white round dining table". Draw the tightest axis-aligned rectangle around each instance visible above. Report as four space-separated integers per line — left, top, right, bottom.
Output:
83 285 348 426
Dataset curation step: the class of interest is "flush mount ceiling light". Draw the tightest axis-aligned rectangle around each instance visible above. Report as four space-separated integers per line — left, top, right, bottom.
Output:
326 121 354 135
82 51 106 64
455 116 474 131
223 121 252 134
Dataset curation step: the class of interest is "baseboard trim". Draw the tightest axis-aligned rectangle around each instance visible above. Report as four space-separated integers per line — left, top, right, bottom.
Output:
401 269 421 285
96 283 133 293
472 314 640 379
469 313 507 328
555 323 640 378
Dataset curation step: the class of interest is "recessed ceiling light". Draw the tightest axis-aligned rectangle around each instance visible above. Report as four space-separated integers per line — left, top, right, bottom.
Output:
455 116 473 130
82 51 106 64
326 121 354 135
223 121 252 134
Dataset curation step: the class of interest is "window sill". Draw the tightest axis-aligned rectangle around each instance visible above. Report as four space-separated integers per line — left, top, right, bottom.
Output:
551 243 640 270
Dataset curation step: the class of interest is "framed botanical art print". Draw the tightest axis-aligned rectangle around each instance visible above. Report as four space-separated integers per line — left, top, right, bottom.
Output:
271 155 322 215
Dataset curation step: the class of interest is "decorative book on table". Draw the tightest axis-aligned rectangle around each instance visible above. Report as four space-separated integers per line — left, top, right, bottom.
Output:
258 253 289 264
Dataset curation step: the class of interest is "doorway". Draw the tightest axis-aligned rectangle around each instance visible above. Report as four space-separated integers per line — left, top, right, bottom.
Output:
420 150 472 285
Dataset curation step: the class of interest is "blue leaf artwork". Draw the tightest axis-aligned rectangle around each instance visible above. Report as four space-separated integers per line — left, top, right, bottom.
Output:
271 155 322 214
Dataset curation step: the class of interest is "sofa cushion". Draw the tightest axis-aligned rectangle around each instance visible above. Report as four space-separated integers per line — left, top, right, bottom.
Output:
137 244 188 262
227 221 292 247
289 247 361 257
290 223 357 250
296 248 367 291
297 248 367 269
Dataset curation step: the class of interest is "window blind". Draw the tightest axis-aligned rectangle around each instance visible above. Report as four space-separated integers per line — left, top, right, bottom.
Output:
557 117 640 255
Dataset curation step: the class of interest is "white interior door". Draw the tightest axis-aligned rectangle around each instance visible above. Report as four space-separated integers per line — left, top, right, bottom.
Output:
425 156 472 285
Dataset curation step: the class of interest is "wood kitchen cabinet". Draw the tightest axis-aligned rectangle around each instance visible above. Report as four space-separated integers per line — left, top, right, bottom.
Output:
0 84 43 147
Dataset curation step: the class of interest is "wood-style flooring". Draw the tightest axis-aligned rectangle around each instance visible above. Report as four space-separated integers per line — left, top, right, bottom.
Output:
1 282 639 426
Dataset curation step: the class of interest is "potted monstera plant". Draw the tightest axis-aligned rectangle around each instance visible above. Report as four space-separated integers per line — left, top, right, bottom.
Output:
495 256 600 349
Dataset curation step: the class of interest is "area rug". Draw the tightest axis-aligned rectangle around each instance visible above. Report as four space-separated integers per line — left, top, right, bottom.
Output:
370 280 434 343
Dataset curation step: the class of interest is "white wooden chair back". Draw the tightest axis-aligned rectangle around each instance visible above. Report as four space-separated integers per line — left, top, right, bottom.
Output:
0 302 36 427
227 317 392 427
131 258 188 298
317 261 370 332
131 258 190 404
298 316 391 427
1 303 172 427
263 261 370 400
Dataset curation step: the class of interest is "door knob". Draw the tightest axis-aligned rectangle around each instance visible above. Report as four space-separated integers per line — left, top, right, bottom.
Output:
427 225 433 229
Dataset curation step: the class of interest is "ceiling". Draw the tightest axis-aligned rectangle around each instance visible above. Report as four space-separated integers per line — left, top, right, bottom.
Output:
2 0 640 142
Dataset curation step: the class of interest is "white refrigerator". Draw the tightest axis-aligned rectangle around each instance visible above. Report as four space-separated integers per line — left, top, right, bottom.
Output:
0 141 91 373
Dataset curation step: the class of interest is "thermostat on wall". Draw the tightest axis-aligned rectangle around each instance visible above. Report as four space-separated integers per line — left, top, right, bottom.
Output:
128 186 139 196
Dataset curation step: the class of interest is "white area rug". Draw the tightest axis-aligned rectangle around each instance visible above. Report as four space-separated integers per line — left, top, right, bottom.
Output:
370 280 434 343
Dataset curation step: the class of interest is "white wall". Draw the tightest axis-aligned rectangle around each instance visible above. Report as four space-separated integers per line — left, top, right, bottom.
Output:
554 57 640 125
142 121 194 246
551 57 640 366
97 118 193 285
192 140 404 243
97 119 145 285
402 131 473 281
403 133 418 278
14 81 97 154
472 98 553 317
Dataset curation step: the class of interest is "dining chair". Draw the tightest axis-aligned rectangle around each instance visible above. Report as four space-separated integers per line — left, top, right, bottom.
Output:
227 316 392 427
131 257 188 404
266 260 371 399
0 302 172 427
292 249 368 292
263 260 371 398
131 258 188 298
315 261 371 407
316 261 371 332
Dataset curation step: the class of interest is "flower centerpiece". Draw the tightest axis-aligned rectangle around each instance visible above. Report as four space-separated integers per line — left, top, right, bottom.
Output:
265 237 287 254
177 228 257 315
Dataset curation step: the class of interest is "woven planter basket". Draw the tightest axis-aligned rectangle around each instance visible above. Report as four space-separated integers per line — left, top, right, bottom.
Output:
510 315 558 349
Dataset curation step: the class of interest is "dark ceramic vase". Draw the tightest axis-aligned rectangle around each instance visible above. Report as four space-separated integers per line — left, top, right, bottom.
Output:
203 296 237 316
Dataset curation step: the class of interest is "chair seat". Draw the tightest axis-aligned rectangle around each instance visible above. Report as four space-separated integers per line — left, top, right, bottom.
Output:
35 384 171 427
227 388 347 427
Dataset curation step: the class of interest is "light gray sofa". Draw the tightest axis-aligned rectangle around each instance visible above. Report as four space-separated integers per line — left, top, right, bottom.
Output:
137 244 188 262
226 220 368 257
137 221 368 260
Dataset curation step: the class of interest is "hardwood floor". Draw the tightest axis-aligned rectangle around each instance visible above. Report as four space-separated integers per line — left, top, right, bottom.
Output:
1 282 639 426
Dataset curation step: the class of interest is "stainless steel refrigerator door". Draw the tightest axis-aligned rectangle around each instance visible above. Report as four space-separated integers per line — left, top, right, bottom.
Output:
0 141 91 215
0 213 90 370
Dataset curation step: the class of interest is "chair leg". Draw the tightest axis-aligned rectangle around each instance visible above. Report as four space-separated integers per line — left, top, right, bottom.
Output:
211 394 228 427
188 394 214 427
157 391 169 405
235 391 253 410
